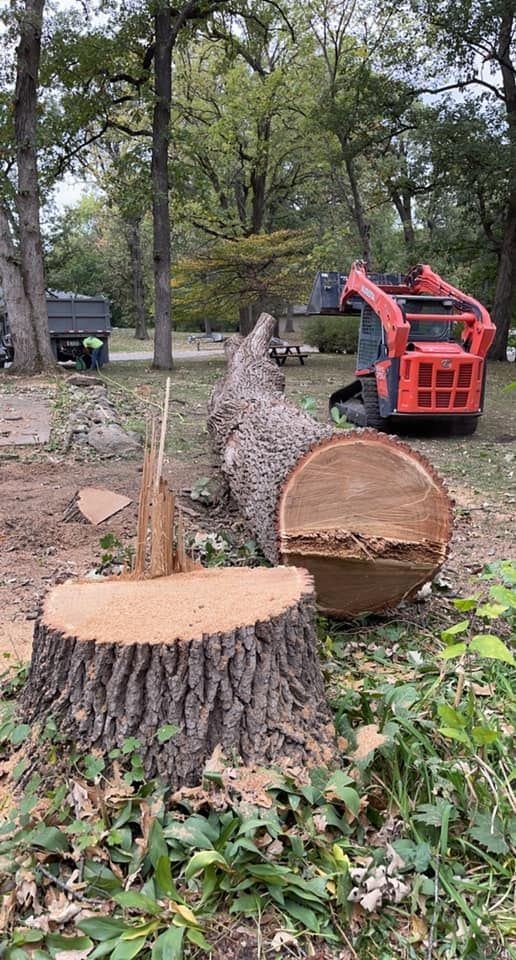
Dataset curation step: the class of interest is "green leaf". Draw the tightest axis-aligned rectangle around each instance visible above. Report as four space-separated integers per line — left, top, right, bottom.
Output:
472 726 499 746
441 620 469 643
151 927 184 960
184 849 229 881
439 642 466 660
156 724 179 743
89 940 123 959
186 928 212 951
45 935 92 958
452 598 478 612
113 891 162 916
476 602 509 619
324 771 360 814
229 894 262 915
122 737 141 755
469 812 509 854
83 755 106 780
30 827 69 852
413 800 458 828
12 931 44 946
77 918 130 941
470 634 515 665
147 820 168 868
155 855 180 901
437 703 467 728
110 937 147 960
10 724 31 746
283 899 321 932
489 584 516 608
439 726 471 745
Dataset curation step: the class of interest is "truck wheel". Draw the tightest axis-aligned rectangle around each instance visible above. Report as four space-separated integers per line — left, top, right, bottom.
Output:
450 416 479 437
361 376 390 432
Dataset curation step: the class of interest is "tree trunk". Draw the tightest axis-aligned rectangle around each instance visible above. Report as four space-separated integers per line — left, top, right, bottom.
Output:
285 302 295 334
10 0 56 374
0 206 35 364
151 2 173 369
239 303 255 336
490 9 516 360
490 200 516 359
126 219 148 340
345 157 371 264
20 567 335 786
208 313 452 618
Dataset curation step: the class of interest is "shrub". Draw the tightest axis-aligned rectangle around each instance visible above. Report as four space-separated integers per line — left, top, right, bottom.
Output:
304 315 360 353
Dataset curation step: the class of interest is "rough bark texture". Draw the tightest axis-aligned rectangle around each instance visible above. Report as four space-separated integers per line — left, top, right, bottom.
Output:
0 207 34 362
209 315 332 563
12 0 56 374
208 313 453 617
151 2 173 369
20 571 335 786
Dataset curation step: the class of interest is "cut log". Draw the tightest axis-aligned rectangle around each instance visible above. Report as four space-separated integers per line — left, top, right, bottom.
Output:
20 566 335 785
208 313 452 617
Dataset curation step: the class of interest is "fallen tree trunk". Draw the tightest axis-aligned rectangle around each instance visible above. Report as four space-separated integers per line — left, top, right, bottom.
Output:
208 313 452 617
20 566 335 785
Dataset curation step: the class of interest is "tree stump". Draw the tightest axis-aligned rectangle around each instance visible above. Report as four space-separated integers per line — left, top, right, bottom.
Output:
20 566 335 785
208 313 452 617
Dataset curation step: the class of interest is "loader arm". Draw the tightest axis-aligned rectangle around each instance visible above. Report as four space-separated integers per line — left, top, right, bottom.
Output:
339 261 410 359
407 265 496 358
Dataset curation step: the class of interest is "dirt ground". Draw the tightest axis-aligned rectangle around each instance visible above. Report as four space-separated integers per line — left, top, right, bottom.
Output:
0 355 514 664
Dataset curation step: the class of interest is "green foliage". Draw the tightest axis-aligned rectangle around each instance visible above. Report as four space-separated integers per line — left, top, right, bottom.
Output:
96 533 134 575
173 230 314 326
304 315 360 353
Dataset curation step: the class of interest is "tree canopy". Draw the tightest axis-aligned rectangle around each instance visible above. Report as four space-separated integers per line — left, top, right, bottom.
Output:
0 0 514 362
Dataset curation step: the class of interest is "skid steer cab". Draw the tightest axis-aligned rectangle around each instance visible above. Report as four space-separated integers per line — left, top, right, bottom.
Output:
307 261 496 436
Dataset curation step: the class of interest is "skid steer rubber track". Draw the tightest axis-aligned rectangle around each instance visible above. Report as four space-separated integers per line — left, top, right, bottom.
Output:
362 376 390 432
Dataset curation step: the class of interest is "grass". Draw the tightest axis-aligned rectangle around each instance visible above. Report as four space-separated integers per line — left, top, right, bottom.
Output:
110 328 196 353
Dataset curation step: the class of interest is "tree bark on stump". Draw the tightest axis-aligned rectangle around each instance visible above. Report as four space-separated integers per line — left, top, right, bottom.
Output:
20 567 335 786
208 313 453 617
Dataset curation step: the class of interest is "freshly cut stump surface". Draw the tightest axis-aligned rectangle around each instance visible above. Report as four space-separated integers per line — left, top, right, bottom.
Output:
21 567 335 786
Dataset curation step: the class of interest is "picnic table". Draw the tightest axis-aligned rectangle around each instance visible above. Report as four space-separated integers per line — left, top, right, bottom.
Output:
268 342 309 366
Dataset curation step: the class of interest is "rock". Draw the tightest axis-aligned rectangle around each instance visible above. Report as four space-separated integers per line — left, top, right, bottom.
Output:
87 423 141 456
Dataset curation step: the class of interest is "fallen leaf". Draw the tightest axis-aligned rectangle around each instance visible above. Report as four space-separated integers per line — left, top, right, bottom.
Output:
410 915 428 943
270 930 298 950
359 888 383 912
351 724 386 761
386 843 406 876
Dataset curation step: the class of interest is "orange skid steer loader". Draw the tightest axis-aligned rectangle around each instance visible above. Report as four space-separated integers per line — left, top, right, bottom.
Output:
307 261 496 435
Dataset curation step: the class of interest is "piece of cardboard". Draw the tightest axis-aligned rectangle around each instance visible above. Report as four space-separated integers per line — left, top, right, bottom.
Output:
77 487 132 525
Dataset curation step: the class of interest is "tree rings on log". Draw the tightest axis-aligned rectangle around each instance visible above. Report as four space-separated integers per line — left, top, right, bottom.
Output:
278 432 452 617
20 567 335 786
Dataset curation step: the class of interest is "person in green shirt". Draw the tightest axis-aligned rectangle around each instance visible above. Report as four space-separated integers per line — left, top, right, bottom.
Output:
82 336 104 370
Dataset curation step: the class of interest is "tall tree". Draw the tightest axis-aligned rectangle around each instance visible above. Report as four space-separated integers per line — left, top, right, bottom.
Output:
0 0 56 373
403 0 516 358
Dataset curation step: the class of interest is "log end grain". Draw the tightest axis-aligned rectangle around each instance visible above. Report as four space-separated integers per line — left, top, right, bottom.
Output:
278 432 452 617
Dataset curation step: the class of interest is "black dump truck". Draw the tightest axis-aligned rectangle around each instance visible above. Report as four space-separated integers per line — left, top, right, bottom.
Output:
0 290 111 367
